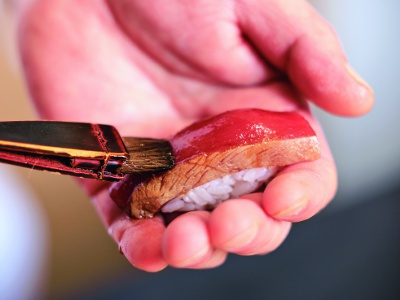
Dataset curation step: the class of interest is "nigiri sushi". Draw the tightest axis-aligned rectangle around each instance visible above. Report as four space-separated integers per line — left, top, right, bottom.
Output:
110 109 321 219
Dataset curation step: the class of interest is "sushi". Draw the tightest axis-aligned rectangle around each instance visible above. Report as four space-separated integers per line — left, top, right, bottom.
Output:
110 109 321 219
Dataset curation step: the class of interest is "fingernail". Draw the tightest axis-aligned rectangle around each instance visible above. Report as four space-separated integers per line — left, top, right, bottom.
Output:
274 196 308 219
222 224 258 251
345 64 373 94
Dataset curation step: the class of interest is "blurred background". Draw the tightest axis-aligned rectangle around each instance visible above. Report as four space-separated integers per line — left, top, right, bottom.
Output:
0 0 399 299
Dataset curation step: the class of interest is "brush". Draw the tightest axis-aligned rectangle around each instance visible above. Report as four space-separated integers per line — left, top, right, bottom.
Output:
0 121 174 181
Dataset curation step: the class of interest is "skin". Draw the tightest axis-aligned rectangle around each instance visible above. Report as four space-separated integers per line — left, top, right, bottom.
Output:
15 0 373 271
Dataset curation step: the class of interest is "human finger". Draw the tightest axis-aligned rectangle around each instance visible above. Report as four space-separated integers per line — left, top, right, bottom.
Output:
262 115 338 222
92 189 167 272
162 211 227 269
209 197 291 255
237 0 374 116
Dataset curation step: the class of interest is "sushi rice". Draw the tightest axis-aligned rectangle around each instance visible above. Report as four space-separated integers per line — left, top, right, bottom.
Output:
161 167 278 213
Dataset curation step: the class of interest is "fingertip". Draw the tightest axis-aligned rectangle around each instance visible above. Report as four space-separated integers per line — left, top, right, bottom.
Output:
209 200 262 251
263 173 311 221
163 211 222 268
288 36 374 117
209 199 291 255
118 217 167 272
263 158 337 222
344 63 375 114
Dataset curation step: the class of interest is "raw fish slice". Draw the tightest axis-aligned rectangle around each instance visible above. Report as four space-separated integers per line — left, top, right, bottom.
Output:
110 109 321 219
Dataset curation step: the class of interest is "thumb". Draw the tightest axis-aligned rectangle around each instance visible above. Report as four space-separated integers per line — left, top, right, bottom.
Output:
238 0 374 116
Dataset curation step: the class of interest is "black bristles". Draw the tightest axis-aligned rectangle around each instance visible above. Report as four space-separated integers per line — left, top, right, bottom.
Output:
119 137 175 173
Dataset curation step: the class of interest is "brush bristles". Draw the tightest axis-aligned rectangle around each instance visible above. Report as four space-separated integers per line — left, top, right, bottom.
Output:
119 137 174 173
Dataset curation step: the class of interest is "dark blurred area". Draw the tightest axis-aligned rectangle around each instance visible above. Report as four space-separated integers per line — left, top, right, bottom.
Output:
64 186 400 300
0 0 399 299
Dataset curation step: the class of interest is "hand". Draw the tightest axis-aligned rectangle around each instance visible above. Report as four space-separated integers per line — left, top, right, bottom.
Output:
17 0 373 271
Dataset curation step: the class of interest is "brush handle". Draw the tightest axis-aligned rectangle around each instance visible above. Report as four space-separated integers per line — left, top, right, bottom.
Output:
0 121 174 181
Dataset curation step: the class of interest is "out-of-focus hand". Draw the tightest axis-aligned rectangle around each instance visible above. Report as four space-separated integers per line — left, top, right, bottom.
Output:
17 0 373 271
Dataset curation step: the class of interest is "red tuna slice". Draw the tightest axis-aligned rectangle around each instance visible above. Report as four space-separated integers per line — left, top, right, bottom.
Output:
110 109 321 219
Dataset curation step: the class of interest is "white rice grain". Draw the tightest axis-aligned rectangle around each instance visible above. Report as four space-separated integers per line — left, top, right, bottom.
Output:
161 167 277 213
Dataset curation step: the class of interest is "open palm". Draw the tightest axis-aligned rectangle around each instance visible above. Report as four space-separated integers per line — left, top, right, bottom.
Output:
18 0 373 271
